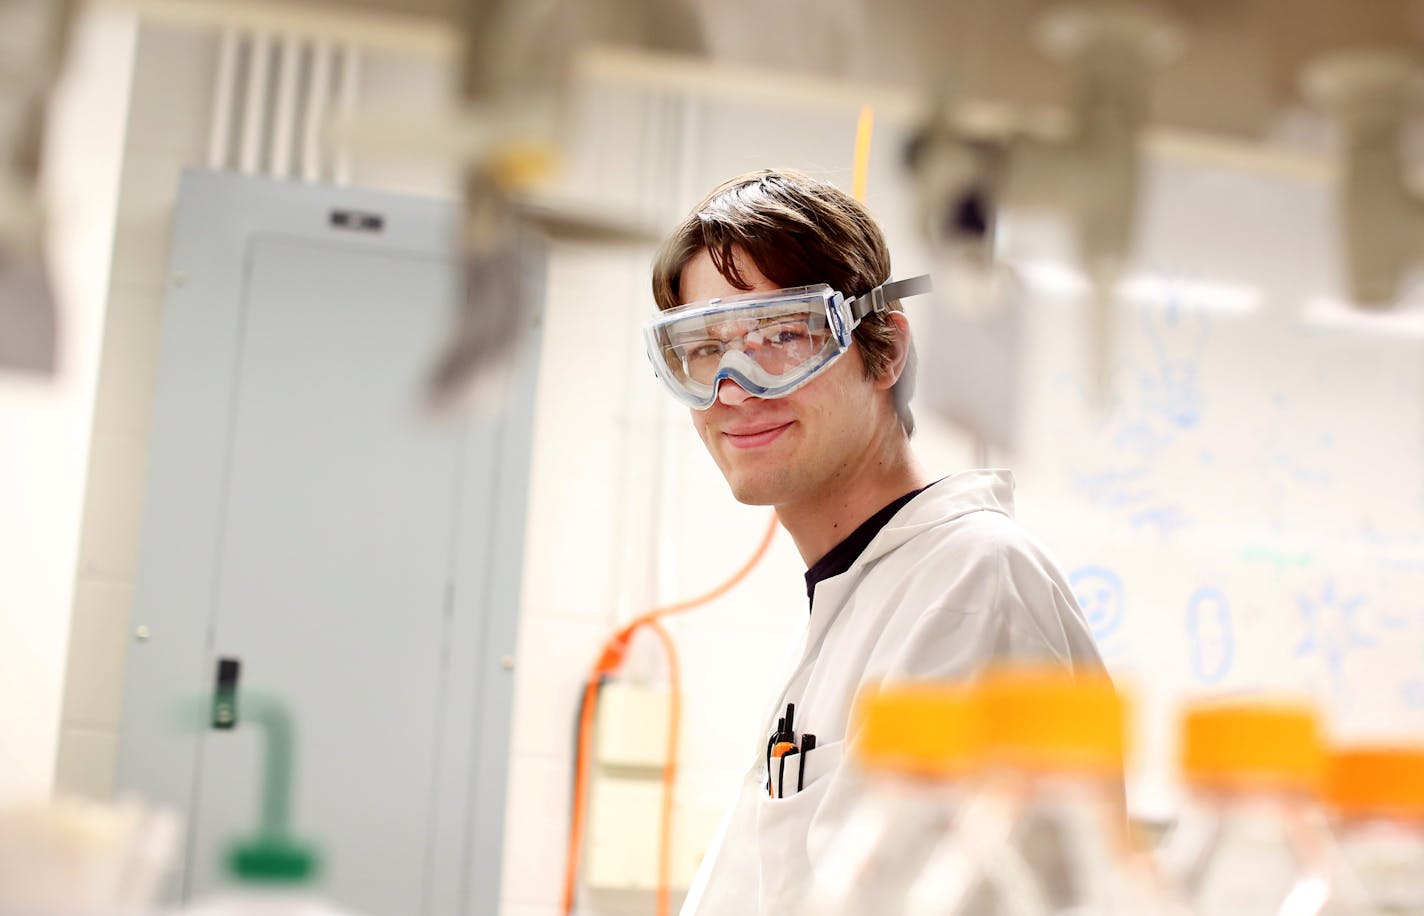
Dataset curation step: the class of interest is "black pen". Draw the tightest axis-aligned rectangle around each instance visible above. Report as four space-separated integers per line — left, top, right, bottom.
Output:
797 733 816 792
767 705 799 795
766 715 786 789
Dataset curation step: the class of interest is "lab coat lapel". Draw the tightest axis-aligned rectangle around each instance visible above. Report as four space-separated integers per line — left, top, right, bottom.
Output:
807 572 857 645
855 469 1016 568
754 571 859 748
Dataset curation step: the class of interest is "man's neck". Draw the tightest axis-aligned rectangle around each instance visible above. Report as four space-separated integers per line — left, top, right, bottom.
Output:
775 436 930 567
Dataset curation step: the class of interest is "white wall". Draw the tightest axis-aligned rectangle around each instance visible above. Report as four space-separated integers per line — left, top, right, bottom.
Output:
51 20 225 801
0 8 136 805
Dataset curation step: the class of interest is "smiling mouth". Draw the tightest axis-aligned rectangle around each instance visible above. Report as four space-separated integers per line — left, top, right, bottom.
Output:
723 421 794 450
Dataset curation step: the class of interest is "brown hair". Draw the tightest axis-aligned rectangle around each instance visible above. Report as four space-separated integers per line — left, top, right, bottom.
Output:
651 168 915 434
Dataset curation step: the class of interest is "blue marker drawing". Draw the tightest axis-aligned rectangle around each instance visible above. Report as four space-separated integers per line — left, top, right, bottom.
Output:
1130 504 1191 539
1138 283 1209 433
1069 566 1126 641
1187 586 1235 685
1074 468 1155 509
1071 469 1189 541
1385 601 1424 707
1066 276 1209 534
1380 608 1411 630
1113 412 1176 461
1293 579 1375 691
1259 411 1334 490
1272 455 1333 487
1138 365 1204 432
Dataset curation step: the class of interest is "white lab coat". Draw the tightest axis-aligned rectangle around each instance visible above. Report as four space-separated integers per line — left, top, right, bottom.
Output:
678 469 1103 916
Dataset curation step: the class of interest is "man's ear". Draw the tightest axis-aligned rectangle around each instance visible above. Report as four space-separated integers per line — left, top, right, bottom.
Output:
873 310 914 391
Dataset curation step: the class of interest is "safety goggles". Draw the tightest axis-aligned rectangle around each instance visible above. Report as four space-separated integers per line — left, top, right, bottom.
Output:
644 276 932 410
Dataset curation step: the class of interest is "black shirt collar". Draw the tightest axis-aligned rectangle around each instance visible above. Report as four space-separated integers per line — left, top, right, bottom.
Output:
804 482 933 610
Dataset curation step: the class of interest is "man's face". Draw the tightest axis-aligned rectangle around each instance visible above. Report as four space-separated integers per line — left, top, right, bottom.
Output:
678 247 888 507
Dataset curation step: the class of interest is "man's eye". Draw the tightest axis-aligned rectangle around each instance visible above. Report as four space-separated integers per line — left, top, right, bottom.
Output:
688 342 723 360
770 326 811 345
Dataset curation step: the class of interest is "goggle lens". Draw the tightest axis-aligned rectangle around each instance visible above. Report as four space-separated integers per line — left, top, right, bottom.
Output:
666 313 833 385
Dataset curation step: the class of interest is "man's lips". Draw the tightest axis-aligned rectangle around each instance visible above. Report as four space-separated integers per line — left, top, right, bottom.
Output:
722 420 794 449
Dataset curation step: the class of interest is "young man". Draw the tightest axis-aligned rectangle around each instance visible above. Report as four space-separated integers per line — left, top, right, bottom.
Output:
645 169 1101 915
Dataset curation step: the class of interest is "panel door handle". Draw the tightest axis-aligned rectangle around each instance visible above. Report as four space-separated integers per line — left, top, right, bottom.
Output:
213 656 241 729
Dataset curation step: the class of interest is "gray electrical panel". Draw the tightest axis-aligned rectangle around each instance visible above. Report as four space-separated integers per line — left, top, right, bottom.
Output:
116 170 540 915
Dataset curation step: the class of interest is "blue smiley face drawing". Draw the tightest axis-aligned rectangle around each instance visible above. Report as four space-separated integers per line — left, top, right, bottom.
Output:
1069 566 1126 641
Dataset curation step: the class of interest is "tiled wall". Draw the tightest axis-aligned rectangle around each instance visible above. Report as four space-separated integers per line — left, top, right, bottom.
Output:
0 8 135 804
53 22 219 800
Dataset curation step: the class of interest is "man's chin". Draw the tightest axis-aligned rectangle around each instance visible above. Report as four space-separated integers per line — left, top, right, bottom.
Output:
724 472 781 507
729 488 777 507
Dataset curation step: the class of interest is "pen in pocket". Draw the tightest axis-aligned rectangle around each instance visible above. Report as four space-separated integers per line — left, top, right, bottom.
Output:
797 733 816 792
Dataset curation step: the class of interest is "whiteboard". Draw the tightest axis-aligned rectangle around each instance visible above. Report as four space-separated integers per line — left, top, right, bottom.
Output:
947 155 1424 817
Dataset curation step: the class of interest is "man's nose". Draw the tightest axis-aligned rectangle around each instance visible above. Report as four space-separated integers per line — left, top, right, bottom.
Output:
716 377 757 406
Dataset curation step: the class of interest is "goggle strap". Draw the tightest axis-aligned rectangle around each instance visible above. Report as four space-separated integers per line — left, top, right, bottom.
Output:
846 274 934 323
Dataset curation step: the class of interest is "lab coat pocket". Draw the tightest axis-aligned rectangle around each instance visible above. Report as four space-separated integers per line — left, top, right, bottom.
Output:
764 738 841 801
755 739 844 913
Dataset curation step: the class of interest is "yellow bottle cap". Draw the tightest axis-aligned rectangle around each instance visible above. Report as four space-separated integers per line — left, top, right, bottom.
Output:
1328 748 1424 821
977 667 1125 775
853 683 982 778
1181 703 1322 792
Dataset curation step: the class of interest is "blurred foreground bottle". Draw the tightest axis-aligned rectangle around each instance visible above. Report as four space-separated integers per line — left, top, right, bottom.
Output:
907 668 1172 916
1160 703 1369 916
804 683 983 914
1327 748 1424 916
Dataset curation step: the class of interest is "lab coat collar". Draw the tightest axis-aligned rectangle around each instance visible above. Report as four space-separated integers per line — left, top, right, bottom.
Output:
800 470 1015 644
854 468 1016 568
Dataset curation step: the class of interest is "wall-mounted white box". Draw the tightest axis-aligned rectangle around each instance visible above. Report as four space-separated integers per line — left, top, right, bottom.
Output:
585 776 727 894
594 682 671 771
584 683 729 895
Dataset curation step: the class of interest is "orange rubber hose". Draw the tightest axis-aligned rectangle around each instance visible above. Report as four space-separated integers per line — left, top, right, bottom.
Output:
639 507 780 623
646 619 681 916
561 511 779 914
